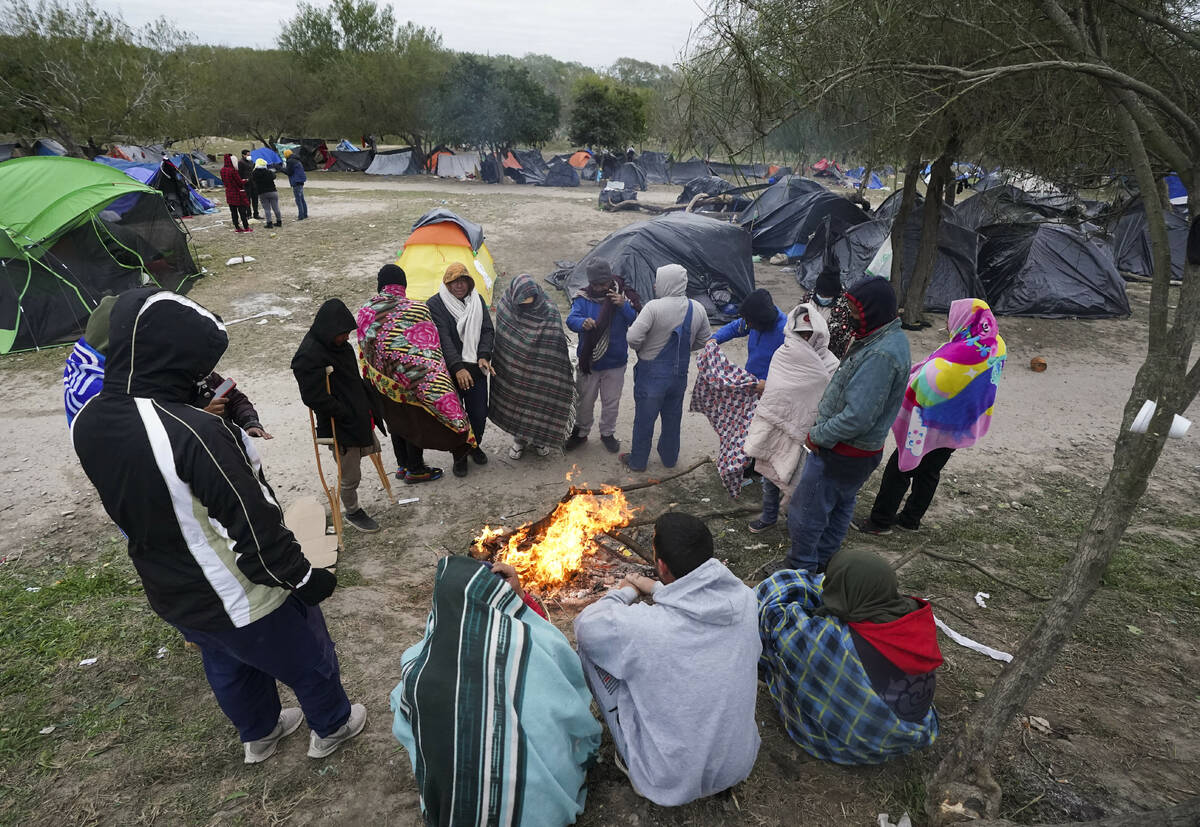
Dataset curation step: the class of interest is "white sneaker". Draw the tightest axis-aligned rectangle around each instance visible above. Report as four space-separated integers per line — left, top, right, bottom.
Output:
307 703 367 758
508 441 524 460
243 707 304 764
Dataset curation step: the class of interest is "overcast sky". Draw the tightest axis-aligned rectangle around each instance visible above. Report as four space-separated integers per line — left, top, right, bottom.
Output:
101 0 708 68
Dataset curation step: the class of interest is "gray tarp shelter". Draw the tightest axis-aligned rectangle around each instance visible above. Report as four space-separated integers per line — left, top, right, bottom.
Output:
539 160 580 188
668 157 711 183
329 149 375 172
565 213 755 309
638 152 671 184
1107 197 1188 281
365 150 413 175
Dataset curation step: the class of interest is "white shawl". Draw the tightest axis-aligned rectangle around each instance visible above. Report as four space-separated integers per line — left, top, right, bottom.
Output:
744 303 840 491
436 284 483 364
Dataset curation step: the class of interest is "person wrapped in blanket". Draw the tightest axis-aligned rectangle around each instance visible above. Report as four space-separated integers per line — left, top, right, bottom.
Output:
756 549 941 764
391 556 602 827
64 295 272 439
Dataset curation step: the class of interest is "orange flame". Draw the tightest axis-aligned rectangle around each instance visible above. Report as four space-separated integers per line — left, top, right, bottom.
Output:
473 484 637 591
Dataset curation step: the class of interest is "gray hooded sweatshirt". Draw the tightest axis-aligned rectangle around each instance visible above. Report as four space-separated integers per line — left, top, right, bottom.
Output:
574 557 761 806
626 263 711 360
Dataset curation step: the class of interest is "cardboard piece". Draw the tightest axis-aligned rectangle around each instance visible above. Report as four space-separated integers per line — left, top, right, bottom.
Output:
285 496 339 569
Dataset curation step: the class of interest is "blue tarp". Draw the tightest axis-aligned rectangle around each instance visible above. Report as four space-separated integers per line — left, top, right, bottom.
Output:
844 168 885 189
251 147 283 166
1166 174 1188 205
91 155 216 214
335 139 361 151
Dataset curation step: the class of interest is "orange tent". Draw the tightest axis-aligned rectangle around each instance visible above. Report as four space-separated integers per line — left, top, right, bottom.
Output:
568 151 592 169
502 151 522 170
424 150 453 173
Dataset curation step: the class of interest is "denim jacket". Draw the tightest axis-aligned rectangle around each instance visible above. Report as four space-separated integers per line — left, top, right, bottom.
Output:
809 318 911 451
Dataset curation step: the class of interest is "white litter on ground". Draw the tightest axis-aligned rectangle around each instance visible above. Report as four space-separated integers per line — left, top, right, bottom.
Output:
934 615 1013 662
225 255 256 267
78 657 99 667
974 591 990 608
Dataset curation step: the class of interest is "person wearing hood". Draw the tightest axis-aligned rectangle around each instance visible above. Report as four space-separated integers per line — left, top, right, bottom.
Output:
239 150 261 220
157 154 192 217
710 287 787 382
856 298 1006 535
756 549 941 764
574 512 760 806
291 298 384 533
779 276 911 574
802 257 855 360
252 158 282 229
623 264 711 472
220 154 252 233
64 295 272 439
282 148 309 220
425 262 494 473
743 303 840 533
564 259 641 453
72 289 366 765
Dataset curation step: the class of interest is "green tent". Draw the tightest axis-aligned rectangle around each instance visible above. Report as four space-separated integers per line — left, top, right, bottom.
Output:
0 156 203 353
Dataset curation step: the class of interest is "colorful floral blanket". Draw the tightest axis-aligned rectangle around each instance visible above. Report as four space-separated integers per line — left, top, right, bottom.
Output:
690 340 759 497
356 284 473 441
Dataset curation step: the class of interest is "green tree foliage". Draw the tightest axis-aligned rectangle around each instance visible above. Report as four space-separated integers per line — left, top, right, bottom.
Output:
434 55 560 151
0 0 190 155
277 0 395 67
567 76 648 150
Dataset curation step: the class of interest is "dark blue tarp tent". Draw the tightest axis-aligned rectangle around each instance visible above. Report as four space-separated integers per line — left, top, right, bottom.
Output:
737 176 870 258
92 155 217 215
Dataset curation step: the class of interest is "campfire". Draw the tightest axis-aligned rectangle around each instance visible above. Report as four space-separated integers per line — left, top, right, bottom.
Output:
472 481 642 594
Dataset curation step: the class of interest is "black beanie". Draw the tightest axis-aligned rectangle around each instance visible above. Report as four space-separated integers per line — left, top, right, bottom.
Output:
739 288 778 332
816 254 842 299
378 264 406 291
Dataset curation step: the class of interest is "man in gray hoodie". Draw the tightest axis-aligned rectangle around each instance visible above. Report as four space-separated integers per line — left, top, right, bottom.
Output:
574 512 760 806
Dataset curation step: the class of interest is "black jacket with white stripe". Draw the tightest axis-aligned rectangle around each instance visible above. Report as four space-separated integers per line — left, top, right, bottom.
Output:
72 288 312 631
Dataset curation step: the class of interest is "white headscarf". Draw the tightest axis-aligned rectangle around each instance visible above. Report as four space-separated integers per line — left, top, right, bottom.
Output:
437 279 483 364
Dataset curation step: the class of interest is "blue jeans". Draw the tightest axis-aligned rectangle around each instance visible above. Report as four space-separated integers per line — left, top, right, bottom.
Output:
173 596 351 741
458 371 489 444
785 450 882 572
760 477 781 524
628 303 694 471
292 184 308 219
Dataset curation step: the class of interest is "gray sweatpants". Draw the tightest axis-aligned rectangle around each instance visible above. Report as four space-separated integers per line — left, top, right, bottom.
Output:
326 436 380 512
260 191 282 223
575 365 625 437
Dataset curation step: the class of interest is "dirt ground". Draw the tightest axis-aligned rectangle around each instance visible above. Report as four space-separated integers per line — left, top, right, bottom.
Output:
1 168 1197 826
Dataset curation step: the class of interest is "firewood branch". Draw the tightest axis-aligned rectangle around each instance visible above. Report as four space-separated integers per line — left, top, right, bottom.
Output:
566 457 714 497
916 549 1049 601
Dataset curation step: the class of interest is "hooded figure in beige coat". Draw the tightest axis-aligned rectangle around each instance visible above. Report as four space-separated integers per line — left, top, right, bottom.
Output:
744 303 840 531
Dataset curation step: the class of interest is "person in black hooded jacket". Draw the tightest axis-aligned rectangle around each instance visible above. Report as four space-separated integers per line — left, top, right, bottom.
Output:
291 298 384 533
72 288 366 765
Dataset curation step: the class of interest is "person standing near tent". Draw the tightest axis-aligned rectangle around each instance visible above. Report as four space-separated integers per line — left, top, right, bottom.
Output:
283 149 309 221
855 298 1005 535
220 155 252 233
623 264 710 472
291 299 384 534
158 154 193 218
239 150 261 220
802 255 855 360
565 259 641 454
775 277 910 575
72 288 367 765
425 262 494 475
253 159 282 229
709 287 788 383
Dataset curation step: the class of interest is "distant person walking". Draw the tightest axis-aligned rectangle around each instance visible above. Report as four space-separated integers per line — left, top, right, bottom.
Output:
252 159 282 229
220 154 252 233
239 150 261 220
283 149 309 221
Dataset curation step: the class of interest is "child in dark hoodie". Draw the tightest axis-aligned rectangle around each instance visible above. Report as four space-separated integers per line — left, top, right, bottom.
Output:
291 299 385 533
710 287 788 381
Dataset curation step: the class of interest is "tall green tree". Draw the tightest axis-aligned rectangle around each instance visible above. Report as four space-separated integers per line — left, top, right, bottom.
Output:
567 75 648 151
277 0 396 68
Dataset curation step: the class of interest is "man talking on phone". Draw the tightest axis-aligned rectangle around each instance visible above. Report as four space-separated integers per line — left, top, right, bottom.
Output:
564 259 642 454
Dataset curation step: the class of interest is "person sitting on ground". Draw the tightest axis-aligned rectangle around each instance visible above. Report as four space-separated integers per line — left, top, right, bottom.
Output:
357 265 474 482
564 259 641 454
802 258 855 360
239 150 261 220
574 512 760 806
64 295 272 439
391 555 601 825
489 274 576 460
756 549 941 764
710 287 788 384
425 262 494 474
282 148 309 221
72 288 366 765
220 154 252 233
252 158 282 229
743 303 840 534
856 298 1006 535
623 264 710 472
291 299 385 534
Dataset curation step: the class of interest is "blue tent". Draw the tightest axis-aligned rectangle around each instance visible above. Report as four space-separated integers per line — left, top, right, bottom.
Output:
335 139 361 151
251 147 283 166
32 138 67 156
92 155 216 214
845 167 885 189
1165 174 1188 205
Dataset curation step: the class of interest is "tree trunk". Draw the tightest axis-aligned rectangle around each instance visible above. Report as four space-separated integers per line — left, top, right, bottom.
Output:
944 167 958 206
857 163 873 196
926 94 1200 826
902 148 951 328
889 158 922 302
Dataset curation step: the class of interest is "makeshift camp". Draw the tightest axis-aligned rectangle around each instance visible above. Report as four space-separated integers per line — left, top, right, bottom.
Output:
435 153 477 178
328 148 376 172
279 138 331 171
977 223 1130 318
504 149 549 185
539 159 580 188
0 156 201 353
91 156 217 216
1108 197 1188 280
675 176 755 212
668 156 711 183
365 150 414 176
709 161 769 180
612 162 647 191
637 151 671 184
564 213 755 312
844 167 885 189
565 150 598 181
395 209 497 303
954 184 1086 230
736 176 869 257
796 212 985 313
